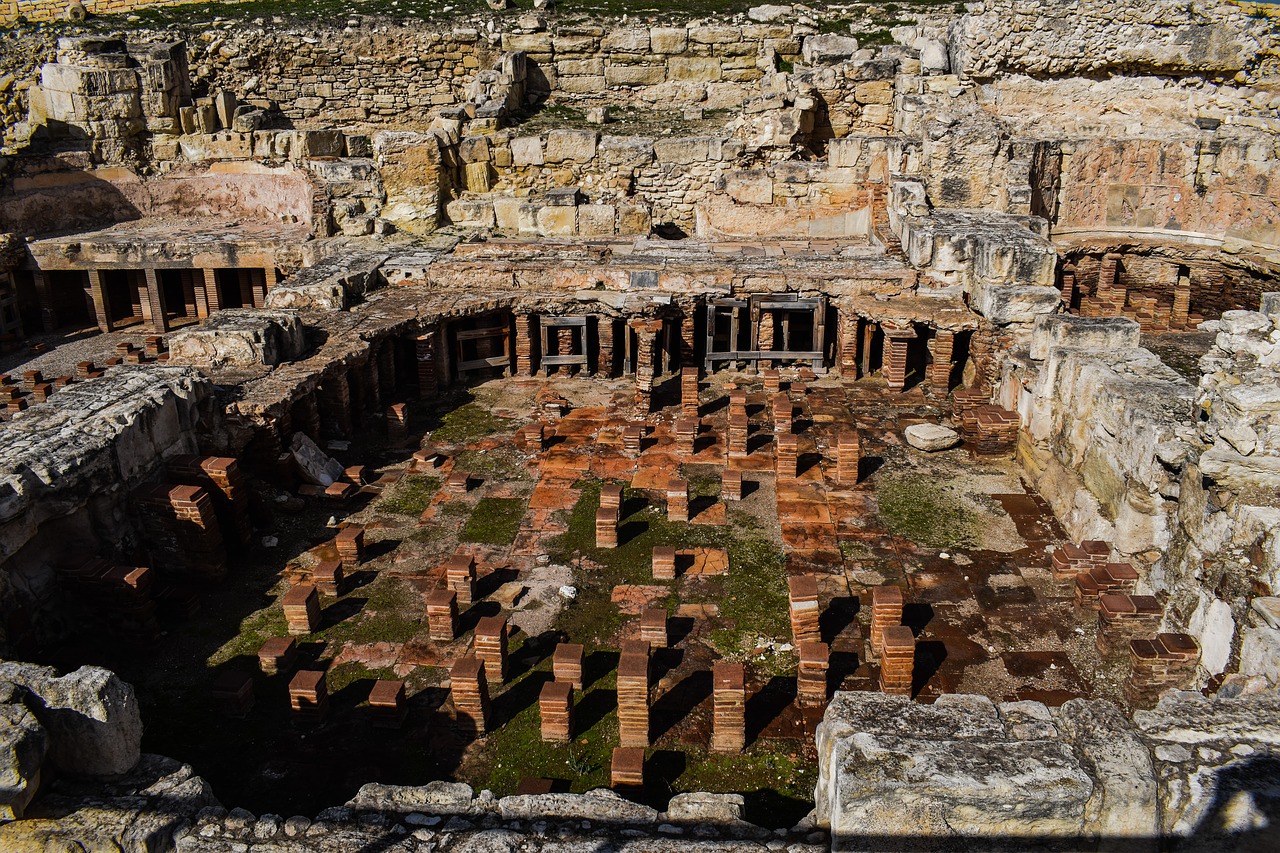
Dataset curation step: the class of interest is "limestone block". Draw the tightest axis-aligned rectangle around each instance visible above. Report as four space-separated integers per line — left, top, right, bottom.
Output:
689 26 741 45
553 35 600 54
705 82 746 109
904 423 961 451
299 129 344 158
602 29 651 53
459 135 491 163
167 310 308 368
538 205 577 236
748 5 792 23
559 75 607 94
545 129 599 163
617 205 653 236
557 58 605 77
291 433 346 487
654 136 713 164
446 198 496 229
511 136 544 166
605 65 667 86
465 161 493 193
650 27 689 54
373 131 444 235
577 204 616 236
668 57 723 82
263 283 347 312
497 789 659 823
1054 699 1158 840
503 33 553 54
724 170 773 205
0 697 47 821
1239 624 1280 683
599 135 655 167
665 792 745 824
1030 316 1141 362
802 35 860 66
854 80 893 105
0 664 142 778
494 198 541 234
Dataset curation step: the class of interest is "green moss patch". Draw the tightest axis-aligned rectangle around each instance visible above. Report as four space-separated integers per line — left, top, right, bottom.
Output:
378 475 441 517
876 475 979 551
429 402 516 445
461 497 526 545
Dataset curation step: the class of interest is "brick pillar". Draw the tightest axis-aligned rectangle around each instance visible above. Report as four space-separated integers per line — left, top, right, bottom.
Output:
426 589 458 641
32 271 57 332
882 328 914 391
450 656 491 735
838 309 858 377
294 391 321 441
553 642 584 689
1097 253 1121 303
416 328 439 398
631 319 662 412
556 324 573 376
788 575 821 643
870 585 904 659
796 640 829 706
203 269 222 313
680 308 696 366
837 430 860 485
288 670 329 723
335 525 364 566
166 455 252 549
446 553 476 607
515 313 534 375
776 432 798 479
879 626 914 696
722 469 743 500
758 309 774 370
1122 633 1200 709
711 661 746 754
1172 272 1192 330
929 331 954 396
86 270 113 333
540 681 574 742
140 484 226 579
237 269 255 308
362 354 382 412
623 424 644 456
611 747 644 790
179 270 197 319
474 615 509 684
616 651 650 747
666 477 688 522
639 607 668 648
378 341 397 395
282 584 321 634
675 416 697 454
597 316 614 377
652 546 676 580
596 507 618 548
265 266 278 292
1060 263 1076 307
727 408 748 459
772 392 792 434
681 366 699 417
387 404 409 443
317 372 353 439
143 269 169 333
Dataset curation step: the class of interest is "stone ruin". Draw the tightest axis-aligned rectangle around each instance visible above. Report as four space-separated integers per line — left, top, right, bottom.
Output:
1 0 1279 850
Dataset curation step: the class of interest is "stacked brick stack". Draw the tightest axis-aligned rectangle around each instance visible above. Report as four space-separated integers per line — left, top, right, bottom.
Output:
474 616 509 684
722 470 743 501
137 484 227 579
601 484 625 514
711 661 746 754
681 366 699 417
956 405 1019 455
675 417 698 454
870 585 904 658
1075 562 1139 609
368 679 408 728
652 546 677 581
611 747 645 791
76 361 104 380
258 637 297 676
596 507 618 548
1050 540 1111 581
1123 633 1200 708
446 470 471 493
283 584 321 635
539 681 574 742
667 478 688 523
879 626 915 696
450 656 491 734
386 404 409 443
727 409 749 458
788 575 822 643
623 424 644 455
791 382 807 400
729 389 748 409
776 432 798 479
144 335 167 359
1096 594 1163 656
617 651 650 747
211 670 255 717
335 525 364 566
797 640 830 706
837 430 861 485
773 393 793 433
165 456 254 550
289 670 329 724
312 560 344 597
54 562 158 638
639 608 668 648
763 369 780 393
522 423 547 452
425 589 458 641
553 642 584 689
446 554 476 607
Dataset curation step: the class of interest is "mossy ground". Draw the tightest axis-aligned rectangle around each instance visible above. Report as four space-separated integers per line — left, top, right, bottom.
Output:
461 496 526 544
377 474 441 516
875 473 979 551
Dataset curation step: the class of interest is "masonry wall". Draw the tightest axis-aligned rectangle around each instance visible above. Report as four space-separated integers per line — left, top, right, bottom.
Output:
2 0 193 25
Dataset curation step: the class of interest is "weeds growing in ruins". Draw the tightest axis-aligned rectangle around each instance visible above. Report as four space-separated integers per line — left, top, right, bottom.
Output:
429 402 516 445
378 474 441 516
875 474 979 551
461 496 526 545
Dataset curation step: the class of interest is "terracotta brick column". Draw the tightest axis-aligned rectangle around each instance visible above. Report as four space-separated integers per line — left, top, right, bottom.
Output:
596 507 618 548
450 656 491 734
611 747 644 790
616 651 650 747
727 409 748 459
681 366 699 417
474 615 509 684
386 404 409 443
772 393 792 434
639 608 668 648
283 584 321 634
426 589 458 641
652 546 677 580
289 670 329 723
143 268 169 333
788 575 821 643
870 585 904 659
631 319 663 412
838 309 858 377
929 331 954 396
882 327 915 391
837 430 860 485
776 432 798 480
722 470 743 500
317 372 353 439
416 328 440 399
666 478 688 522
166 455 252 549
540 681 574 742
553 642 584 689
1060 263 1077 307
597 316 614 377
711 661 746 754
335 525 364 566
446 553 476 607
1172 271 1192 330
797 640 829 706
879 626 914 696
86 270 114 333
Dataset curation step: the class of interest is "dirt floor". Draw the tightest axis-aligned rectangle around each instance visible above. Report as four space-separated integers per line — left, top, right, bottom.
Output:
37 366 1128 825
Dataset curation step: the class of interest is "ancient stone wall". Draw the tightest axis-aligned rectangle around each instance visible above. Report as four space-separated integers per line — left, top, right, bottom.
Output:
949 0 1274 81
2 0 192 26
